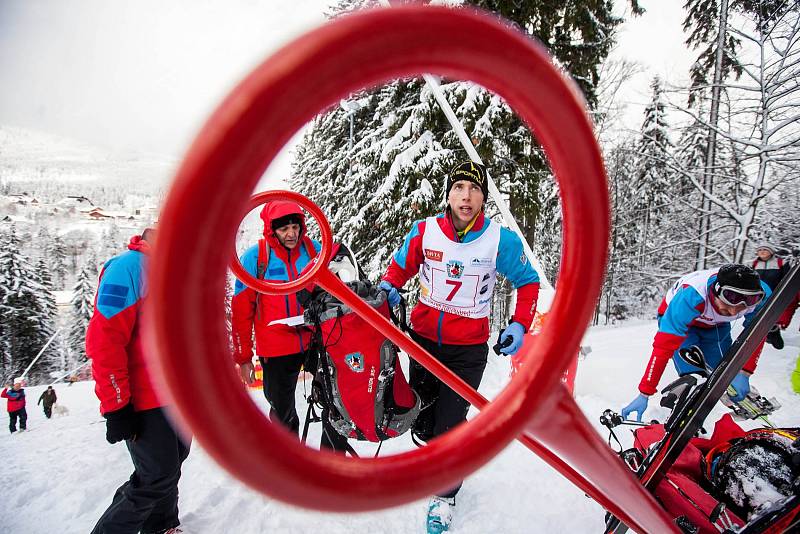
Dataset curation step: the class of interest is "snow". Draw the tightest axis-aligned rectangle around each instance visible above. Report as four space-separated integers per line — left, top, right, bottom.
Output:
1 317 798 533
720 444 794 518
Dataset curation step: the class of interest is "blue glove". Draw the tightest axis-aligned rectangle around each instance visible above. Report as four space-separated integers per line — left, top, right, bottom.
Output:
621 393 649 422
728 372 750 402
379 281 401 308
499 322 526 355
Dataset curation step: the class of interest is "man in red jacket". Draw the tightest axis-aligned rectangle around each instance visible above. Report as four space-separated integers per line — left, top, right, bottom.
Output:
1 377 27 433
86 229 190 534
231 201 321 437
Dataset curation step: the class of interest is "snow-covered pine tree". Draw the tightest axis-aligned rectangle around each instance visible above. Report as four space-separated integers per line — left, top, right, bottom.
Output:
35 226 52 262
0 225 54 382
601 139 645 321
293 0 634 300
34 257 62 377
102 221 122 260
67 262 96 362
85 248 100 277
631 77 674 271
49 234 70 290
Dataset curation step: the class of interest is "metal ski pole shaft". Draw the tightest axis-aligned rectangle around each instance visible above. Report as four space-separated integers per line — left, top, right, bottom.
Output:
20 328 63 379
48 360 91 387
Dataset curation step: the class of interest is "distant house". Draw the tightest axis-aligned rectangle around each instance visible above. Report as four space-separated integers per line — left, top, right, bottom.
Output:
86 208 113 220
1 214 34 225
86 207 129 220
2 192 39 205
57 195 94 209
134 205 160 220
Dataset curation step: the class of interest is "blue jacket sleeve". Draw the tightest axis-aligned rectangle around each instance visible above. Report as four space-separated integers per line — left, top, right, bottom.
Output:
495 227 539 288
233 245 260 296
657 286 704 340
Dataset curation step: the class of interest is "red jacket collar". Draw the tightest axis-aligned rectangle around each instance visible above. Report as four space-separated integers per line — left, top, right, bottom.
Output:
442 209 486 241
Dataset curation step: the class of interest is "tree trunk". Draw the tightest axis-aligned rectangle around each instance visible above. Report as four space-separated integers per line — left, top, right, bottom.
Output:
696 0 729 269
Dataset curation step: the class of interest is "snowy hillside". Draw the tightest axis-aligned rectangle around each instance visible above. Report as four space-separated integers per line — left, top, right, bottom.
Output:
0 126 173 190
1 318 798 533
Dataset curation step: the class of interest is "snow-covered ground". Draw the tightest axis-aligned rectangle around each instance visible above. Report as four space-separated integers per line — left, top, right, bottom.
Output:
2 317 798 533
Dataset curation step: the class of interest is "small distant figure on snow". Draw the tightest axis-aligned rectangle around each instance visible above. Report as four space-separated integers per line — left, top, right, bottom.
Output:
1 377 28 433
38 385 57 418
751 243 790 349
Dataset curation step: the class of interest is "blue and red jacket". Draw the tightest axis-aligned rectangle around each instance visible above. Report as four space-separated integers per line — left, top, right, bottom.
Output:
1 388 26 412
231 201 321 363
638 270 771 395
86 235 160 415
382 211 540 345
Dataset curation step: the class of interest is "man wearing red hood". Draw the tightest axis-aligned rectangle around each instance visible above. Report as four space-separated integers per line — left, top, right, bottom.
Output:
87 228 191 534
231 201 321 435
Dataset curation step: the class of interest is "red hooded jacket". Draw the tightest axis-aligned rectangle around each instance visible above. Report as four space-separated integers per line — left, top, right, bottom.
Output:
1 387 26 412
86 235 161 415
231 201 320 362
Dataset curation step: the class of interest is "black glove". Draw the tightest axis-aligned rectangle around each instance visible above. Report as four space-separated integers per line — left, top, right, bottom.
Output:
104 404 139 444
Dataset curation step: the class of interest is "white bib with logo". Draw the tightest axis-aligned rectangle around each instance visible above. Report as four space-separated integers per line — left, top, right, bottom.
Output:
418 216 501 319
665 269 758 326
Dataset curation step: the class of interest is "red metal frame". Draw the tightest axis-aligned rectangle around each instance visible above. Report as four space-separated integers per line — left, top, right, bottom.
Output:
147 5 677 532
228 191 334 294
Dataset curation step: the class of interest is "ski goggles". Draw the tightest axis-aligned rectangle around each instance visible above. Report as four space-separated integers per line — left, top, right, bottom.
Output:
714 284 765 308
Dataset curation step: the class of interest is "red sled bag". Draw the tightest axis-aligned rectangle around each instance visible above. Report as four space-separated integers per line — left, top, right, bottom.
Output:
305 280 420 442
628 419 747 534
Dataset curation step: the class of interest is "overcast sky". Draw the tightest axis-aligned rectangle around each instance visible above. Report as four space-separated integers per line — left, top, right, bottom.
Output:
0 1 693 164
0 0 327 157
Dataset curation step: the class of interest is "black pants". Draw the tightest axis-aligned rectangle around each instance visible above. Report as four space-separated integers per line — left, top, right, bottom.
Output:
92 408 191 534
409 331 488 499
9 407 27 433
43 404 52 418
260 353 305 435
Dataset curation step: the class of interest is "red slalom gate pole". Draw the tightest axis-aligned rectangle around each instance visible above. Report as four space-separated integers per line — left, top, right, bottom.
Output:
147 5 676 532
319 269 675 533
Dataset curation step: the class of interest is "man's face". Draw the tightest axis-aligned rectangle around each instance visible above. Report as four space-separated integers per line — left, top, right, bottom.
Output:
448 180 484 229
275 223 301 249
710 292 746 317
756 248 773 261
12 383 21 390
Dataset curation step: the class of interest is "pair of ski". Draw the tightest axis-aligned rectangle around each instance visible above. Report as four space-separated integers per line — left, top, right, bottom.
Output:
605 261 800 534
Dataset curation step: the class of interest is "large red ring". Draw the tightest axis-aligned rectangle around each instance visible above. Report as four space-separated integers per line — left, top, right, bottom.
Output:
148 6 609 512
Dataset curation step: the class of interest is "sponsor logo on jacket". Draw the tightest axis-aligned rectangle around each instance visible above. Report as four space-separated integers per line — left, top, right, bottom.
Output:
447 259 465 279
471 257 492 266
425 249 443 262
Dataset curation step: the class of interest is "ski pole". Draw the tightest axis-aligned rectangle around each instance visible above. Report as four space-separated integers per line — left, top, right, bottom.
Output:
20 328 63 380
47 360 91 387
